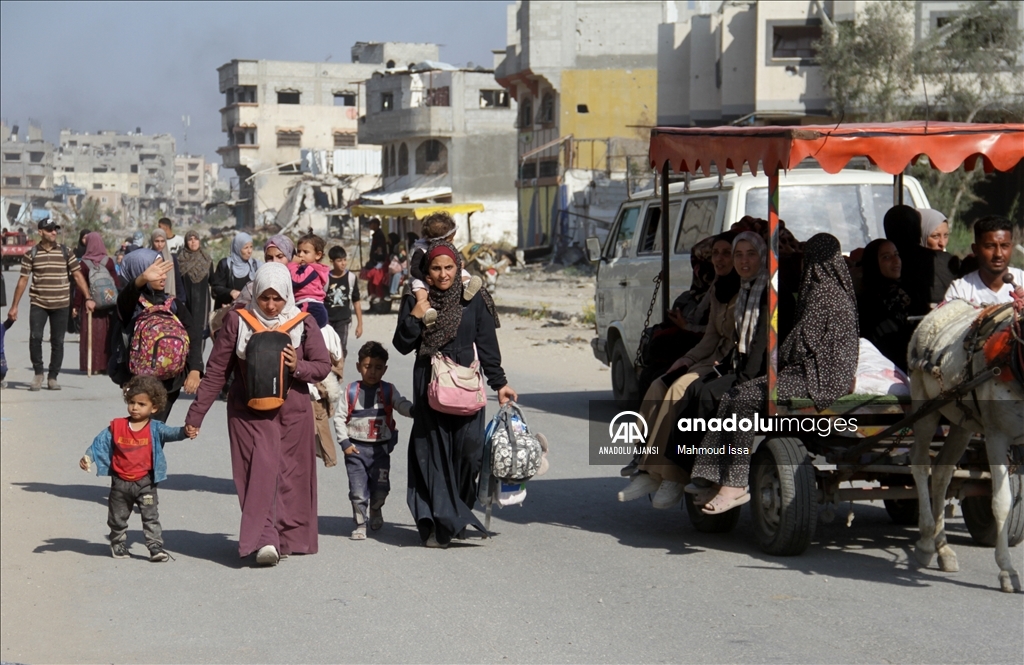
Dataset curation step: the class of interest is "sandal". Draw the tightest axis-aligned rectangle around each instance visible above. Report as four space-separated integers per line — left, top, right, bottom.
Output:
701 491 750 515
350 525 367 540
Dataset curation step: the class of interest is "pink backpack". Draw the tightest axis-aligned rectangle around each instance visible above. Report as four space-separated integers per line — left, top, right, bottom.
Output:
427 348 487 416
128 297 190 380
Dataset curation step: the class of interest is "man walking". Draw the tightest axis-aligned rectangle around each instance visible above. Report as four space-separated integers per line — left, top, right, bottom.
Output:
7 218 93 391
158 217 184 255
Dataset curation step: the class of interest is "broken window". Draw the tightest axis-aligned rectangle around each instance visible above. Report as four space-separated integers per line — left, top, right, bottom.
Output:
188 162 198 170
538 159 559 178
28 175 44 188
3 153 21 161
277 91 301 105
425 86 450 107
540 92 555 124
771 24 822 59
398 143 409 175
93 183 103 190
334 92 357 107
520 162 537 179
29 152 44 163
130 165 138 173
576 104 589 113
519 96 533 128
381 92 394 112
415 139 448 175
237 86 257 103
4 177 21 186
189 188 199 196
333 133 356 147
188 175 199 183
479 90 510 108
277 131 302 148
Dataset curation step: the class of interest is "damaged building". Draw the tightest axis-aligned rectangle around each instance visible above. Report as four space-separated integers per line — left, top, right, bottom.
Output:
1 122 55 212
357 61 519 246
216 41 439 229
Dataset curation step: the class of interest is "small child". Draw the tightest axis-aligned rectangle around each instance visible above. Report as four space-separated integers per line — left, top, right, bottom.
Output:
0 315 14 389
408 212 481 328
333 341 413 540
289 232 331 328
79 376 196 561
324 245 364 362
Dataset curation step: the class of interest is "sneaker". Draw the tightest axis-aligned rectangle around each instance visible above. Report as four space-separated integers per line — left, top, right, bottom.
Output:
369 507 384 531
47 378 61 391
617 473 661 502
110 542 130 559
148 546 169 562
30 374 43 391
652 480 687 510
423 307 437 329
255 544 280 566
463 275 482 301
619 457 641 477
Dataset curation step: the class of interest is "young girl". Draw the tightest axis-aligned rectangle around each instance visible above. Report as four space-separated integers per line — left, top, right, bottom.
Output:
408 213 480 328
289 233 331 328
80 375 195 561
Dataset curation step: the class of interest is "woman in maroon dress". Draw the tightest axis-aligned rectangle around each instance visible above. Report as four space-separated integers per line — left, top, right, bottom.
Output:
185 263 331 565
75 232 117 373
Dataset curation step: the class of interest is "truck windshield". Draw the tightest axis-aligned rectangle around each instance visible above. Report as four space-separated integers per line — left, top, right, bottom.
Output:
745 184 913 252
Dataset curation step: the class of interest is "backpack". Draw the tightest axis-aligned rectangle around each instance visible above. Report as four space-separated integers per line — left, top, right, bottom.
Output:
82 259 118 310
237 309 307 410
128 297 190 380
478 402 549 530
345 380 395 440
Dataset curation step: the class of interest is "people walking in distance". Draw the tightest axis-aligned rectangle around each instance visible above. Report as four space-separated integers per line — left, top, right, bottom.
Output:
7 217 93 391
76 232 118 374
325 245 363 363
157 217 185 255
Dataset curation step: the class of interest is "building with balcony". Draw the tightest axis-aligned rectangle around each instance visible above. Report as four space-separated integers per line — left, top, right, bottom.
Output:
174 154 207 217
358 64 518 245
216 42 438 227
1 122 55 206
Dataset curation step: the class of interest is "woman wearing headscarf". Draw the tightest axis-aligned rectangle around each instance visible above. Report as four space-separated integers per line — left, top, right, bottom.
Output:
692 233 860 514
393 237 517 548
67 229 92 335
185 263 331 566
150 228 184 299
177 230 215 355
883 205 957 315
116 248 205 421
618 231 740 506
211 232 258 309
858 239 912 371
75 232 117 373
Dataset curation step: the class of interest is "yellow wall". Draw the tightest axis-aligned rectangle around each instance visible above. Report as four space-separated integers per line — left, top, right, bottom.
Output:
558 68 656 168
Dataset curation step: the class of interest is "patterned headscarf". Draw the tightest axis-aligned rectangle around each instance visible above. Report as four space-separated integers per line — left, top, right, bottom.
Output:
732 231 768 356
236 263 304 360
178 229 213 284
265 234 295 261
780 233 859 410
227 232 259 280
150 228 176 297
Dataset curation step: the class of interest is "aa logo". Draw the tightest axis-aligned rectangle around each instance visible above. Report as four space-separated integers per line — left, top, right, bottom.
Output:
609 411 648 445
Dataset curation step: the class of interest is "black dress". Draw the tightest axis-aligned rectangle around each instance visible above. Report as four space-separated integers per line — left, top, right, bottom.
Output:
211 258 252 309
392 291 507 546
181 265 214 359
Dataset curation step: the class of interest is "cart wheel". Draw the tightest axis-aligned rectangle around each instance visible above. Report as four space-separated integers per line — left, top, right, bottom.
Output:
609 338 639 407
883 499 919 525
684 491 741 533
751 437 817 556
961 474 1024 548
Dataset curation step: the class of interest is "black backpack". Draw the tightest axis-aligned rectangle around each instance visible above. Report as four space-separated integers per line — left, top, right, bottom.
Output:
237 309 308 410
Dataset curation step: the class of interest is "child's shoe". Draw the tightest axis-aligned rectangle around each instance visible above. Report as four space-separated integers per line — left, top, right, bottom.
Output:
110 542 130 559
148 546 169 562
423 307 438 329
463 275 482 301
350 524 367 540
369 507 384 531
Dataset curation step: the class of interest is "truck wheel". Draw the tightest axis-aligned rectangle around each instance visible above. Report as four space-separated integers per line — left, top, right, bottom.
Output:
962 474 1024 547
684 492 741 533
609 338 639 407
751 437 817 556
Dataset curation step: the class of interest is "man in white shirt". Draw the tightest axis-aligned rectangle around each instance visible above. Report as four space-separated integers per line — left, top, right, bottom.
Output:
943 215 1024 307
158 217 185 255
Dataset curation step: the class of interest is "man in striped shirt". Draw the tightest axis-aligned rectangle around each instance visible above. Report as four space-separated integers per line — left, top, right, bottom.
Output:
7 218 93 391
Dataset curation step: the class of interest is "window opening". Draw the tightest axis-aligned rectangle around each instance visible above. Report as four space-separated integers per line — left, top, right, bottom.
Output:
277 91 301 105
479 90 510 108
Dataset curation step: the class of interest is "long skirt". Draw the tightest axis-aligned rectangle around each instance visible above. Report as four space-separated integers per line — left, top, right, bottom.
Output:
226 382 319 557
79 308 113 373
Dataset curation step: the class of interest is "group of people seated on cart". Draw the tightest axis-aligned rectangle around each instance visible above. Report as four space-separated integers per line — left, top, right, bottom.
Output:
617 208 1023 517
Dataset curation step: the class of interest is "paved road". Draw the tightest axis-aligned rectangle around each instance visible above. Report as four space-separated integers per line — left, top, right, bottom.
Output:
1 310 1022 664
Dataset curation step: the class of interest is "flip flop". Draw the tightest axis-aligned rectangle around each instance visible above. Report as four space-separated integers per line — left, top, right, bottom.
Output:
692 487 717 508
701 492 750 515
350 526 367 540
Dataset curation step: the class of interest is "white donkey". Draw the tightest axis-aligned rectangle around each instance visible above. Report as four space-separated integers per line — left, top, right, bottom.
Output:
908 298 1023 593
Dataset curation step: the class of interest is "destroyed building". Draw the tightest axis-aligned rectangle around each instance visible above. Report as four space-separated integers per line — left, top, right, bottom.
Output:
357 63 519 246
174 154 208 217
1 122 55 208
216 42 439 229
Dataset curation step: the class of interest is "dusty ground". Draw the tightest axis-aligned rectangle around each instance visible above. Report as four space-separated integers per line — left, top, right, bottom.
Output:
490 263 596 323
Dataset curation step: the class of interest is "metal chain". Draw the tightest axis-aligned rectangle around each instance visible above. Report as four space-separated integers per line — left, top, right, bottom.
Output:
634 270 663 369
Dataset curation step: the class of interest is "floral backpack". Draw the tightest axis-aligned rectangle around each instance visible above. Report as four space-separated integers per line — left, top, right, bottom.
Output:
128 297 190 380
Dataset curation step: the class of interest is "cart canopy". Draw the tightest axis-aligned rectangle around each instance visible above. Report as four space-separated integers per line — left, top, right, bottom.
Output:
350 202 484 220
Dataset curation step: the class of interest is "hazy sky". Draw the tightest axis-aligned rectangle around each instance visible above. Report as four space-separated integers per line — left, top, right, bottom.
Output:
0 1 510 163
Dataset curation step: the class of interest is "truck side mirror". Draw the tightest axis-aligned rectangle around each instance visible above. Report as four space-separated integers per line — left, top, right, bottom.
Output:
585 236 602 262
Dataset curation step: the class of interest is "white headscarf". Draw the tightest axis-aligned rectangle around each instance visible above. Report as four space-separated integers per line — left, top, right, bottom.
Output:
732 231 768 356
235 263 305 359
918 208 948 248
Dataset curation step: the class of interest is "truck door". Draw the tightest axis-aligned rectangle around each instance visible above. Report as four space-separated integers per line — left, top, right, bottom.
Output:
596 204 641 331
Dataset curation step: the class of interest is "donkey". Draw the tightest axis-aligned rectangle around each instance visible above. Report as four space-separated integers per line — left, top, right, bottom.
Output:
907 298 1023 593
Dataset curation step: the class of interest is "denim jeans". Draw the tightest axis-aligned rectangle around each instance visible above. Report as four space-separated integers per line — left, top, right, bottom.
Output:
108 474 163 549
28 304 68 378
345 441 393 524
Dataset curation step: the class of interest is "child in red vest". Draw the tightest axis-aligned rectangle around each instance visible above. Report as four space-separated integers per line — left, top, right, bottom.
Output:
80 375 195 561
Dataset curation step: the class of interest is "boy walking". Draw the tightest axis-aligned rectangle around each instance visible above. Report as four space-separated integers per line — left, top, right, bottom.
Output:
80 375 196 561
334 342 412 540
325 246 363 362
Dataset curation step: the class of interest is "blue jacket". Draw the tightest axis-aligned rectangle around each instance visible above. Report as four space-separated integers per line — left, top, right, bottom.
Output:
83 419 187 483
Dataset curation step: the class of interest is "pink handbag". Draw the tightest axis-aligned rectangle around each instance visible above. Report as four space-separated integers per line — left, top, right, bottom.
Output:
427 348 487 416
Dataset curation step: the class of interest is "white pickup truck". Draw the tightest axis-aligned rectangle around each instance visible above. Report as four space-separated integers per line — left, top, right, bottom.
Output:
587 167 930 404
